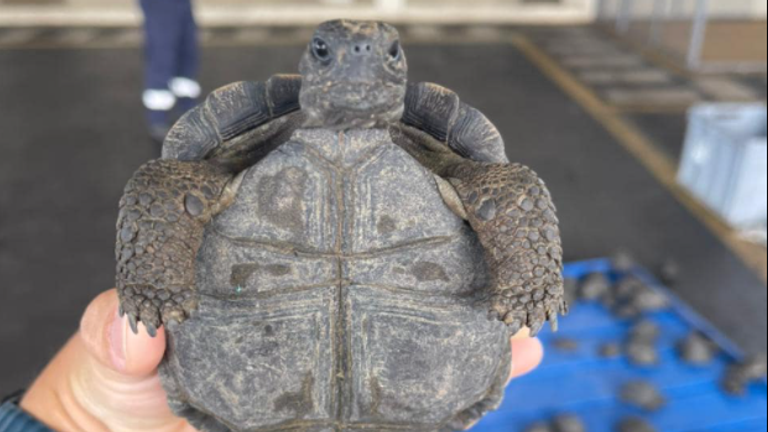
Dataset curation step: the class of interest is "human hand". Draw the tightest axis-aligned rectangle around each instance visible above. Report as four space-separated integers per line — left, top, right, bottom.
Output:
20 289 543 432
21 290 196 432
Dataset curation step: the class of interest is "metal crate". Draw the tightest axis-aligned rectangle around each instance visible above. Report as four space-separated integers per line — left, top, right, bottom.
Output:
678 103 767 228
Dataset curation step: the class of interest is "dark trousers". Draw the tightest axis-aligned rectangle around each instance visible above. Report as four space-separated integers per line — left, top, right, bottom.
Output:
140 0 199 91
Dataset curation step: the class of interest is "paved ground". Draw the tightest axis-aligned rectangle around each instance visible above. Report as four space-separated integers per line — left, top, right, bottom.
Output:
0 27 766 394
531 27 767 113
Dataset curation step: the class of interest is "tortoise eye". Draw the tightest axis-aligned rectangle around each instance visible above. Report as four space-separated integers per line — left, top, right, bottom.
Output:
388 40 401 61
312 38 332 64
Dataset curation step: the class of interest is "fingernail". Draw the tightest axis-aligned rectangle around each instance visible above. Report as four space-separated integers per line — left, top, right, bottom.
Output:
108 310 127 371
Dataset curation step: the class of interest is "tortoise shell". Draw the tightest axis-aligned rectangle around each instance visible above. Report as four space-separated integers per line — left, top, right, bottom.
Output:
159 128 511 432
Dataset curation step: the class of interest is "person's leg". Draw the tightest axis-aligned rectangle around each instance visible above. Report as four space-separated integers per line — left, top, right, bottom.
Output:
140 0 184 142
169 0 201 115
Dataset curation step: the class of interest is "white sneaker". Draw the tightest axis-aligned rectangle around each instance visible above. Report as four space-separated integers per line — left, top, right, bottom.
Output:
169 77 202 99
143 89 177 111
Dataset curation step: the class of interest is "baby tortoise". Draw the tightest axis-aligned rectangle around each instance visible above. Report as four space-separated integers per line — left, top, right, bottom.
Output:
115 20 565 432
617 417 656 432
722 355 768 396
553 338 580 353
525 422 554 432
552 414 587 432
612 250 636 273
619 381 667 412
677 332 719 366
578 272 611 301
599 342 623 359
525 414 586 432
625 321 661 367
610 276 669 319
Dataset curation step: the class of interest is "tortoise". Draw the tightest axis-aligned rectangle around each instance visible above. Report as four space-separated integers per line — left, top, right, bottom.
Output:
115 20 566 432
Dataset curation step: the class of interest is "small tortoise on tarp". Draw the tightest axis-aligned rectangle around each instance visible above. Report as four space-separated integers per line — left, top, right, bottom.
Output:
115 20 566 432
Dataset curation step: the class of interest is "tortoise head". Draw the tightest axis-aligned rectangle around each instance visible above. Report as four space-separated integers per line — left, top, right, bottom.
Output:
299 20 408 130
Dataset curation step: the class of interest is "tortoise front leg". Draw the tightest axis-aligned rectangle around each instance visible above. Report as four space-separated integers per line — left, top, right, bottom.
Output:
445 162 567 336
116 160 238 335
393 125 567 336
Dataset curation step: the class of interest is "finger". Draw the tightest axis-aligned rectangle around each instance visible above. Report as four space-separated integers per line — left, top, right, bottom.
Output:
511 327 532 340
464 335 544 432
508 336 544 384
76 291 191 430
80 289 166 376
22 290 194 432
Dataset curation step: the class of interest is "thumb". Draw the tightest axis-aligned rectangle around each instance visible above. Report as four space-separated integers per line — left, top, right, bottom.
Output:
22 290 189 432
80 290 166 376
74 290 187 430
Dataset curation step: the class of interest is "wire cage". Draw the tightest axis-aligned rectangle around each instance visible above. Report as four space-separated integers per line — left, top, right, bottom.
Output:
597 0 767 73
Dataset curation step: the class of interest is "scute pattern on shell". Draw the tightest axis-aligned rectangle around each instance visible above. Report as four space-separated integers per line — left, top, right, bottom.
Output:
447 162 566 336
157 129 513 432
403 82 509 164
163 75 303 163
116 159 232 335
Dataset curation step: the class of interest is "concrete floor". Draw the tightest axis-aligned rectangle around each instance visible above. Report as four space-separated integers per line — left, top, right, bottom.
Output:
0 33 766 393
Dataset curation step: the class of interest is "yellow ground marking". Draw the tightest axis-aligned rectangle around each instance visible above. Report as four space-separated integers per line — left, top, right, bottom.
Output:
511 33 767 285
596 25 694 78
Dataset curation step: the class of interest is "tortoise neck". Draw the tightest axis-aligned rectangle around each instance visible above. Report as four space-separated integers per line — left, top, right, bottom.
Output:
293 128 392 167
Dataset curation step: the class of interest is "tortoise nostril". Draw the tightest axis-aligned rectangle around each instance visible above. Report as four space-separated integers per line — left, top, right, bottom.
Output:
352 43 373 55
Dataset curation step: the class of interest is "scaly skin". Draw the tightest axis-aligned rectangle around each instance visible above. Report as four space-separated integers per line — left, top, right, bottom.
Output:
392 124 567 336
445 162 566 336
115 160 234 335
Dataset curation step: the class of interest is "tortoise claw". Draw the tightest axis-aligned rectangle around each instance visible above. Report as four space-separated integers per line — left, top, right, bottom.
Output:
491 291 566 337
528 316 546 338
548 312 560 333
128 314 139 335
145 323 158 338
118 285 195 337
506 319 524 337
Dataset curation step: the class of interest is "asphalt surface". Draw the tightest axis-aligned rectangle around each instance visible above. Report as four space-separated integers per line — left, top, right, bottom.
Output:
0 42 765 393
627 113 688 161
